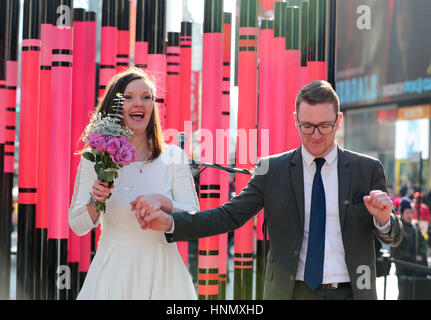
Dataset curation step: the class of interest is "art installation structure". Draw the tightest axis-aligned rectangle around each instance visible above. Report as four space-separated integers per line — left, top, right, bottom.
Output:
5 0 333 300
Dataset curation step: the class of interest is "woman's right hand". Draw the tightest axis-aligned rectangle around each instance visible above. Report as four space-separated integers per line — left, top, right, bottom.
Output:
92 179 114 203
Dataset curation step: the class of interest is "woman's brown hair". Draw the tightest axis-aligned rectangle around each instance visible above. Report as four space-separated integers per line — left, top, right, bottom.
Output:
78 68 165 161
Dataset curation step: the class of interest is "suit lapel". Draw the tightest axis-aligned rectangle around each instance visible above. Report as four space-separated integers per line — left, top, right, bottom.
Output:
337 147 352 230
290 147 305 231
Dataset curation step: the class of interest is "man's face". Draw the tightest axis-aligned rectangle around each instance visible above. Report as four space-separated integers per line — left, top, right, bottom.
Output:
294 101 342 158
401 208 414 224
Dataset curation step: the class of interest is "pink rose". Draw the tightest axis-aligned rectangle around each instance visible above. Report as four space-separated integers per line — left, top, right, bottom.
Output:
88 132 107 153
118 138 137 162
107 137 122 156
113 145 135 165
119 136 129 145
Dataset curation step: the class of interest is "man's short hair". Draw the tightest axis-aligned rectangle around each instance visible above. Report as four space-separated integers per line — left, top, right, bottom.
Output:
295 80 340 114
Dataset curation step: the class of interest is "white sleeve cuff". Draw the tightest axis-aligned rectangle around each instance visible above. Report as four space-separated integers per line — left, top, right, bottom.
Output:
373 216 391 234
171 200 195 213
166 219 175 234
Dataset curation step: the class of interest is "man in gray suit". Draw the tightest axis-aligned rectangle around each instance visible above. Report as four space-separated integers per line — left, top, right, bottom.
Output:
132 80 403 300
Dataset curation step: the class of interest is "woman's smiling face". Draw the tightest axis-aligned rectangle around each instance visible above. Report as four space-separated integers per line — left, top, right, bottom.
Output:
122 79 154 135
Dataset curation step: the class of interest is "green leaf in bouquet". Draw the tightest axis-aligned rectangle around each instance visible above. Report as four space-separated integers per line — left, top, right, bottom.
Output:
106 126 122 135
104 171 115 182
110 161 120 170
96 153 102 162
83 152 95 162
97 170 106 182
94 162 102 174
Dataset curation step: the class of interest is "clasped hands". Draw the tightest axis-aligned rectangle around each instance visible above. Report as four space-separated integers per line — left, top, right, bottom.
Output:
129 189 393 233
130 195 173 232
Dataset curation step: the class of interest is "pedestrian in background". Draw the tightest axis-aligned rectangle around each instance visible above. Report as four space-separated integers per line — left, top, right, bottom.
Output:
391 197 428 300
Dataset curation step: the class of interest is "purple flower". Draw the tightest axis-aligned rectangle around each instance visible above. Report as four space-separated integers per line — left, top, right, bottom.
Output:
122 139 137 161
119 136 129 145
88 132 108 153
87 132 98 145
107 137 122 156
113 145 135 165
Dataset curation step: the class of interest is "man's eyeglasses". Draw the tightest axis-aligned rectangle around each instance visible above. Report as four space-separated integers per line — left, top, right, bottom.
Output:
297 115 338 135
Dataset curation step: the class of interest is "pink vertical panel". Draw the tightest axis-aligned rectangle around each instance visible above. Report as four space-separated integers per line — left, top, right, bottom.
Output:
307 61 327 83
84 15 97 120
198 31 223 298
116 30 130 74
257 25 273 242
99 26 118 99
18 38 41 205
272 36 287 155
219 15 232 290
4 61 18 173
286 50 301 150
147 54 167 130
18 39 41 204
69 18 88 264
135 41 148 69
300 66 308 87
48 27 73 239
179 33 192 156
36 22 53 230
166 44 181 135
80 14 97 272
0 81 5 148
234 25 259 265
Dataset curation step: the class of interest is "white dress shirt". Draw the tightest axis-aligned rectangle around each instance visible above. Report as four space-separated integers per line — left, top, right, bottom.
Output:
295 144 391 284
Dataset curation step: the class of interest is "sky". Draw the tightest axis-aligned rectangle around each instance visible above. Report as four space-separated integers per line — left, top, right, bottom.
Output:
187 0 237 23
74 0 89 10
73 0 237 19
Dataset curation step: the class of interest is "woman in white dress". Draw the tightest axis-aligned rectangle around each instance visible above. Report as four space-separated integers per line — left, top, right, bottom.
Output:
69 68 199 300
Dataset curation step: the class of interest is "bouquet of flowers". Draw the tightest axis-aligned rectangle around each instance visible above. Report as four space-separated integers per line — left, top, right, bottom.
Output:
82 93 137 213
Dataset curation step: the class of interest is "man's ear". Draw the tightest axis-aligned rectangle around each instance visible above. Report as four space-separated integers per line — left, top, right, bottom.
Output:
337 112 343 129
293 112 298 128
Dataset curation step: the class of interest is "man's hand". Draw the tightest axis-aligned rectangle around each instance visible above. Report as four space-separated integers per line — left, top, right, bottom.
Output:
131 195 163 228
137 209 174 232
363 190 392 226
130 194 162 213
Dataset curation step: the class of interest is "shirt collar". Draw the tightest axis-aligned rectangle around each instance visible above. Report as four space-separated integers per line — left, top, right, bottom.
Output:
301 144 338 167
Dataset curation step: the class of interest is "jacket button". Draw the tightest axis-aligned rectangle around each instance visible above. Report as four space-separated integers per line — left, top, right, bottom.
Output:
294 250 300 256
290 275 295 281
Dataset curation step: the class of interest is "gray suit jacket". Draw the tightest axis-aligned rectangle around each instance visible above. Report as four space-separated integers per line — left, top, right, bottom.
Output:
166 146 403 299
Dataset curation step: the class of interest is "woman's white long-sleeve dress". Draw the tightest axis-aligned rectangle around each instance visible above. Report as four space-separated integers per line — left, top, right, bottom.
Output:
69 145 199 300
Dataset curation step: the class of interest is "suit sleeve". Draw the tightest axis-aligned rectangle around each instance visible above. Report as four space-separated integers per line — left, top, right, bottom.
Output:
371 160 403 247
166 159 267 243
